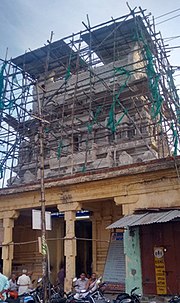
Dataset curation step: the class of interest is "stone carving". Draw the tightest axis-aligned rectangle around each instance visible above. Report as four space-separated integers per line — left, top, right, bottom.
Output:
119 151 133 165
116 113 129 124
136 148 157 162
106 148 114 167
23 170 36 183
91 143 98 161
7 176 21 186
142 149 157 162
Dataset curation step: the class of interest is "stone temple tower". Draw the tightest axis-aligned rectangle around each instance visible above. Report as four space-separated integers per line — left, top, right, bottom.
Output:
1 14 179 186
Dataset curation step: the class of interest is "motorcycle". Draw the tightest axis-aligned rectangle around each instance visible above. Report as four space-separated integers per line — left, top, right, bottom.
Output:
6 291 38 303
66 277 110 303
168 296 180 303
6 278 43 303
49 284 66 303
114 287 141 303
18 288 42 303
19 279 65 303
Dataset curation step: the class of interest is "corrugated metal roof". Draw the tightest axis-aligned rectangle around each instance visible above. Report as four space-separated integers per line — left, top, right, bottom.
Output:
106 210 180 229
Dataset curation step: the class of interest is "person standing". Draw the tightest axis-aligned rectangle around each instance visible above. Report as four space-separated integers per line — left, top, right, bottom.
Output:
0 268 9 302
17 269 31 295
57 262 65 293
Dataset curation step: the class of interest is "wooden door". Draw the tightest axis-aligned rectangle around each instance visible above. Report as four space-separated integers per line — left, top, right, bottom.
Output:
140 222 180 295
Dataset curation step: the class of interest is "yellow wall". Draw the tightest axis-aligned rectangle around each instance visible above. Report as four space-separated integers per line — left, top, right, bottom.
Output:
0 159 179 285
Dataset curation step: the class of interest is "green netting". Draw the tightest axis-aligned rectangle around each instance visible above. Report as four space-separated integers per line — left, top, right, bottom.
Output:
81 163 86 172
170 123 178 156
133 19 179 156
133 23 163 120
0 62 15 110
143 44 163 119
45 127 50 133
114 66 131 77
107 101 116 133
177 108 180 125
0 62 7 109
65 66 71 81
107 67 130 132
167 69 180 124
87 106 102 134
115 108 128 128
57 141 63 159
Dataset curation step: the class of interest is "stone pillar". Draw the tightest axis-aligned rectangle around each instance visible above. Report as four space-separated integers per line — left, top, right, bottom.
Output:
114 196 139 215
0 210 19 276
91 212 111 275
55 219 64 282
91 215 97 273
57 202 82 292
64 210 76 292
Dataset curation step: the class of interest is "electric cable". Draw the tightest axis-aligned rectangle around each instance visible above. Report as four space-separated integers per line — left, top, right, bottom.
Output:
156 13 180 25
155 8 180 20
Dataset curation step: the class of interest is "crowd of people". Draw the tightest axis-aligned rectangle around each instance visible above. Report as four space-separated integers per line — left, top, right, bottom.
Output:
0 268 33 303
74 272 98 294
56 263 98 297
75 272 98 298
0 263 99 303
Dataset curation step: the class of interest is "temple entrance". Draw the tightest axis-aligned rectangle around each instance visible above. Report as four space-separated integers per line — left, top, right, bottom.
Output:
75 220 92 278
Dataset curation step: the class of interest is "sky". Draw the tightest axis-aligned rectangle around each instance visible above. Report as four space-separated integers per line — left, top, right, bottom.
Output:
0 0 180 82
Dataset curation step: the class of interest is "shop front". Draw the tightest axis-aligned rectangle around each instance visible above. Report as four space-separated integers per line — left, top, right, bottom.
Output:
107 210 180 295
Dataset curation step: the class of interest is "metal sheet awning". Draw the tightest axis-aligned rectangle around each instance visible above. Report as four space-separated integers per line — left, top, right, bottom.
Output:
106 210 180 229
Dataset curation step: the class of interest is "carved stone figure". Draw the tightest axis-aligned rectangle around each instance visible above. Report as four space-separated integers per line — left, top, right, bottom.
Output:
23 170 35 183
119 151 133 165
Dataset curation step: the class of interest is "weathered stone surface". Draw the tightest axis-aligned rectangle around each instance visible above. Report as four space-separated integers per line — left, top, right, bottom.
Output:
139 148 158 162
7 176 21 186
23 170 36 183
119 151 133 165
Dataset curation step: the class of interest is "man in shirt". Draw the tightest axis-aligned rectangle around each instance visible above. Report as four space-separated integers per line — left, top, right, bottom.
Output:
17 269 31 295
0 267 9 302
74 272 88 299
8 273 18 299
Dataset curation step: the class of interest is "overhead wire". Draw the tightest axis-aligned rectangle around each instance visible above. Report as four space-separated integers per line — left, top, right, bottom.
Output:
156 13 180 25
155 7 180 20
